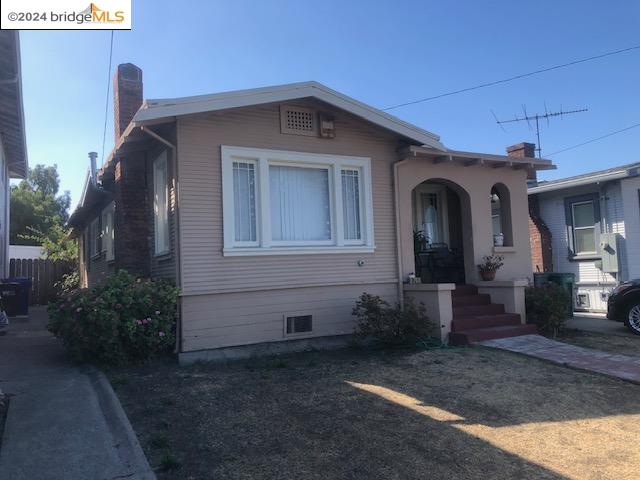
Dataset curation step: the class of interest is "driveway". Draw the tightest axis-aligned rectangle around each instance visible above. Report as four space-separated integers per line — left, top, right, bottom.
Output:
0 307 154 480
567 314 635 336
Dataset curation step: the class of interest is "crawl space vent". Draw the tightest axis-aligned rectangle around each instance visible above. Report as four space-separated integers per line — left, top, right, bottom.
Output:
285 315 313 335
280 105 316 136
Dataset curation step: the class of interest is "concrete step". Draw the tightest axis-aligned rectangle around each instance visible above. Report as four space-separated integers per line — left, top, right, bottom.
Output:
452 313 520 332
452 294 491 307
453 303 505 318
452 284 478 297
450 324 538 345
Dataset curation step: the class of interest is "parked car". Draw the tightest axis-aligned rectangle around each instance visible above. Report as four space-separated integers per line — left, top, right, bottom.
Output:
607 279 640 335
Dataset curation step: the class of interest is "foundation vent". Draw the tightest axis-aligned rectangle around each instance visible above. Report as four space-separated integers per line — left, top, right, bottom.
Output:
285 314 313 335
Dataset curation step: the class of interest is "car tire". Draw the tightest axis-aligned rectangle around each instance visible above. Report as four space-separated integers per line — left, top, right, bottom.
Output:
623 301 640 335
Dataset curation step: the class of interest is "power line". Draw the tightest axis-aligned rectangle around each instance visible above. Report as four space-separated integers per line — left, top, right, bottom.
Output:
101 30 115 166
547 122 640 156
383 45 640 110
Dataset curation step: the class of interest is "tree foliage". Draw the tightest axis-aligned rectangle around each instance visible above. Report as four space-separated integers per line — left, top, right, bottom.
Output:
10 164 73 253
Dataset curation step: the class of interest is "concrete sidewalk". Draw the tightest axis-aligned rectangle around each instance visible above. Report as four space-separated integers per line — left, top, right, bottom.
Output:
567 314 635 336
0 307 155 480
480 334 640 383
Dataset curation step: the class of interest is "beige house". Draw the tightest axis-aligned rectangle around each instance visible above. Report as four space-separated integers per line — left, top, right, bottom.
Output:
69 64 553 362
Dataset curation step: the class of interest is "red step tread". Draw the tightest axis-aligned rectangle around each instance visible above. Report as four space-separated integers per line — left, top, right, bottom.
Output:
453 303 505 318
452 284 478 297
452 313 520 332
452 294 491 307
450 324 538 345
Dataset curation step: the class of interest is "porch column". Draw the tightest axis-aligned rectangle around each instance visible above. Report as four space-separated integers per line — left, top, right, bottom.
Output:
404 283 455 343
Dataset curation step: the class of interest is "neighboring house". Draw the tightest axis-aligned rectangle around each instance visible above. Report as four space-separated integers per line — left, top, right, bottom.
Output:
528 162 640 312
0 31 29 278
69 63 553 361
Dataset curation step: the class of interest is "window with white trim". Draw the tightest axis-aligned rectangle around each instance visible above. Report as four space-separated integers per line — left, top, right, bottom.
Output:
222 146 374 255
102 202 115 261
571 201 597 254
153 151 170 255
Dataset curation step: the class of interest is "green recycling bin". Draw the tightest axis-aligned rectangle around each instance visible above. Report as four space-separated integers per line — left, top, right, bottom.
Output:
533 272 575 318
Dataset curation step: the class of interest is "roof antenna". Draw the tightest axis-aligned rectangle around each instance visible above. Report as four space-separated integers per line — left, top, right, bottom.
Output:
493 104 588 158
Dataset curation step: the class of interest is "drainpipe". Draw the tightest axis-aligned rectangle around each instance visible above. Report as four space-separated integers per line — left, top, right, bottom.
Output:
88 152 98 185
393 154 415 310
140 125 182 356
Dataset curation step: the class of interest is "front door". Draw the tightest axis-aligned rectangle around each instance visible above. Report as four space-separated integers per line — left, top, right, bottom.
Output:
413 184 449 246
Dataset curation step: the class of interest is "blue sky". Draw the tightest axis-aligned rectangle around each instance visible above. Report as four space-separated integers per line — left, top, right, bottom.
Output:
19 0 640 209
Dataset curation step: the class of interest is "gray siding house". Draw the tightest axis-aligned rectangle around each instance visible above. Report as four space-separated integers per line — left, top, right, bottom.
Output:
528 163 640 312
70 63 553 361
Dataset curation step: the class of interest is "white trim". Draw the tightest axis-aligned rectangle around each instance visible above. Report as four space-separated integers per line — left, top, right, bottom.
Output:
221 146 375 256
153 151 170 255
571 200 597 255
222 246 376 257
134 82 445 149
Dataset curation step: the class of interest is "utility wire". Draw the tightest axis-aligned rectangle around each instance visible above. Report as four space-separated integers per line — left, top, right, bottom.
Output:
383 45 640 110
547 122 640 156
101 30 115 165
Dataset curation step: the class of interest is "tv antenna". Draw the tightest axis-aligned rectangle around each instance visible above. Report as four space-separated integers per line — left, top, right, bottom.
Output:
492 104 588 158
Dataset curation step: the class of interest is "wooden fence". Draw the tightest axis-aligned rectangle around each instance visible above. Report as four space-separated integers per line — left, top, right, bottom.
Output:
8 259 74 305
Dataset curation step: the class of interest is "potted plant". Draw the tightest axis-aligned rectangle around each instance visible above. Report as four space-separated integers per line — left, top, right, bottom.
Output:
477 254 504 281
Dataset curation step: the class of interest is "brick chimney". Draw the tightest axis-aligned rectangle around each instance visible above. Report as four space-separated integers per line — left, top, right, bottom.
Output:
506 142 537 182
508 141 553 272
113 63 143 141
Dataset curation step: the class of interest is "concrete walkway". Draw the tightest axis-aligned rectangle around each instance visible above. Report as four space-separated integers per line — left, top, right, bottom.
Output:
480 334 640 383
0 307 155 480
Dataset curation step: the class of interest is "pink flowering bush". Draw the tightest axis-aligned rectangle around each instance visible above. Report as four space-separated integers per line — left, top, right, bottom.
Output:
47 270 179 365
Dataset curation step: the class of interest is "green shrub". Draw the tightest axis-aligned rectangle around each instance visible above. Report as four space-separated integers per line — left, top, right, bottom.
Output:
525 284 571 337
47 270 179 366
352 293 433 345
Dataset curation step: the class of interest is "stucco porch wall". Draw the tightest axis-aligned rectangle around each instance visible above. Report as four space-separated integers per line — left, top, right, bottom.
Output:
476 279 528 323
403 283 455 344
397 160 532 283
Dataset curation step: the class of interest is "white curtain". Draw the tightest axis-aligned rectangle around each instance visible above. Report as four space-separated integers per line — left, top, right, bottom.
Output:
341 169 361 240
233 162 257 242
421 193 439 244
270 165 331 241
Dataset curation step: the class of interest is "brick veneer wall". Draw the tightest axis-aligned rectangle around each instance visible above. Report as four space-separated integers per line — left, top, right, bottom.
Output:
528 195 553 272
113 151 150 276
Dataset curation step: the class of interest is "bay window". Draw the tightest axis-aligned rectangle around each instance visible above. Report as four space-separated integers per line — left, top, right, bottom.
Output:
222 146 374 255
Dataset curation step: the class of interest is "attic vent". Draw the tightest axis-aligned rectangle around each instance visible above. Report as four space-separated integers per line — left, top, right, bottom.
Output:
280 105 317 136
285 315 313 335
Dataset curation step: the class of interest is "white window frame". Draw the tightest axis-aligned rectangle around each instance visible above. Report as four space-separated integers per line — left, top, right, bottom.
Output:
571 200 597 255
102 202 115 262
221 146 375 256
153 151 170 256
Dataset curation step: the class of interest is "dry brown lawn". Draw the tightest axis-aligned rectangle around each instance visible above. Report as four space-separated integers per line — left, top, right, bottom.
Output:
111 345 640 480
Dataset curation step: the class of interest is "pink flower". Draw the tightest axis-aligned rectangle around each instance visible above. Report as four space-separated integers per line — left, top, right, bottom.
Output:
155 311 160 315
136 320 143 325
158 331 165 337
76 307 82 313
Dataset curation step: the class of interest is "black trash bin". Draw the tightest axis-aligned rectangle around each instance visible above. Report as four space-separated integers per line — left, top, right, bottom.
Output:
533 272 575 318
3 277 31 316
0 282 21 317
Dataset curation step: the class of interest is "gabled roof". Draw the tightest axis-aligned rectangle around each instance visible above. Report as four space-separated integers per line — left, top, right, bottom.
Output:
133 81 446 150
0 31 28 178
67 170 112 232
528 161 640 194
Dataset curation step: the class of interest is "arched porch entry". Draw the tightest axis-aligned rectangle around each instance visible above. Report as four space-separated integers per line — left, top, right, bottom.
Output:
411 178 474 284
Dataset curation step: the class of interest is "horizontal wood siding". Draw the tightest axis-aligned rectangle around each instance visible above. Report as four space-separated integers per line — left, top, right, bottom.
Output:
181 283 396 351
621 177 640 280
537 182 625 286
177 99 403 296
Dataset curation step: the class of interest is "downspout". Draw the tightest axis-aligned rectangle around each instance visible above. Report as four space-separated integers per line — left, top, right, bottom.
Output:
140 125 182 355
393 154 414 310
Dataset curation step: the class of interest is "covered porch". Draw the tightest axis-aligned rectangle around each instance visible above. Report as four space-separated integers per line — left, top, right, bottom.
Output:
396 145 554 343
